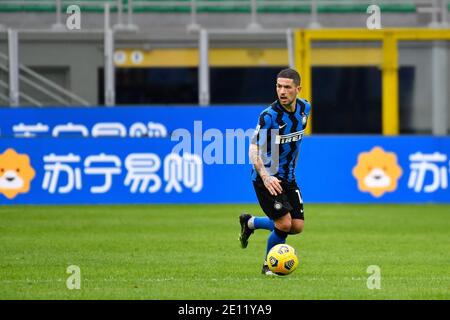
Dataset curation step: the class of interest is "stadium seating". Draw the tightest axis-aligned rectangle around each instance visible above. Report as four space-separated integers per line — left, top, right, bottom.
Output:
2 0 447 14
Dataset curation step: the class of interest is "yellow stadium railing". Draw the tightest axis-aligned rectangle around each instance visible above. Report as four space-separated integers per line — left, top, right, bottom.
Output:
294 28 450 136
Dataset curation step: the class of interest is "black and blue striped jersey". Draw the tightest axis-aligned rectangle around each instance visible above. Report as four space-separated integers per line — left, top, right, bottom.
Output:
251 98 311 182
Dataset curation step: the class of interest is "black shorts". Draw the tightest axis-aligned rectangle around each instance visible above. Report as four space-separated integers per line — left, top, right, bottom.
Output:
253 177 304 220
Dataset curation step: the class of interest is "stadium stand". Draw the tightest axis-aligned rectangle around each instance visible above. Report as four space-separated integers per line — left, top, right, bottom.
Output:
126 1 418 14
1 1 449 32
0 0 447 14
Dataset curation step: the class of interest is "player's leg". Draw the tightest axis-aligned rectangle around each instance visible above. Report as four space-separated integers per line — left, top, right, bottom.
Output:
255 184 294 275
242 179 294 275
264 181 297 253
262 182 305 274
285 182 305 234
239 181 278 249
261 214 292 275
290 218 304 234
266 213 291 254
249 216 274 230
239 213 274 249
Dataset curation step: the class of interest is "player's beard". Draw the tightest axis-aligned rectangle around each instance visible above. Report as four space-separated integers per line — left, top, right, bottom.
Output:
279 96 296 109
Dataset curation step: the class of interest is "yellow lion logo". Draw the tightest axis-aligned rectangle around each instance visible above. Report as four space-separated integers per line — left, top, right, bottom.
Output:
0 148 35 199
352 146 402 198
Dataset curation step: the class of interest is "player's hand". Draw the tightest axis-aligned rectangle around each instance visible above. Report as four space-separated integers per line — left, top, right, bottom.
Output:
262 176 283 196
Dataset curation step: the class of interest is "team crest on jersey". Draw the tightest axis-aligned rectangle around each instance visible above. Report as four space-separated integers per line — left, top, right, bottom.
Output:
302 114 307 126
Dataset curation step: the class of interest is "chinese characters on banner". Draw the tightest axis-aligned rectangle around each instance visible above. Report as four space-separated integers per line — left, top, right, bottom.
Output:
42 152 203 194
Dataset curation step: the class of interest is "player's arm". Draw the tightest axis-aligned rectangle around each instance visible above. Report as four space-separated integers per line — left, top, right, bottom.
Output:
249 143 268 180
249 114 283 197
249 143 282 196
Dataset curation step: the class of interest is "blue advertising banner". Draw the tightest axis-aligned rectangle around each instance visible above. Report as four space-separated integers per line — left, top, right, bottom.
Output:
298 136 450 203
0 138 252 204
1 107 449 204
0 106 258 138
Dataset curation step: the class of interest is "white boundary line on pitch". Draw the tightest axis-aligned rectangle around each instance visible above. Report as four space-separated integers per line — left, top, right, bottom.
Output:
1 276 450 283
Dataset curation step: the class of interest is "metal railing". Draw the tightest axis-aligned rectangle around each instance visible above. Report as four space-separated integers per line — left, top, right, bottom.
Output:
0 2 120 107
0 78 43 106
0 50 90 107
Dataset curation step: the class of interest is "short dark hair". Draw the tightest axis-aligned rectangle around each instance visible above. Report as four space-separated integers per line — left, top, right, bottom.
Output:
277 68 301 86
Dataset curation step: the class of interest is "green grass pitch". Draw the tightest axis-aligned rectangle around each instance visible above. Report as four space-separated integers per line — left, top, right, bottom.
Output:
0 204 449 299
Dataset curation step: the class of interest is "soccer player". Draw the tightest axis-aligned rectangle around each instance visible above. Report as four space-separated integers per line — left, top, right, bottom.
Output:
239 68 311 276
